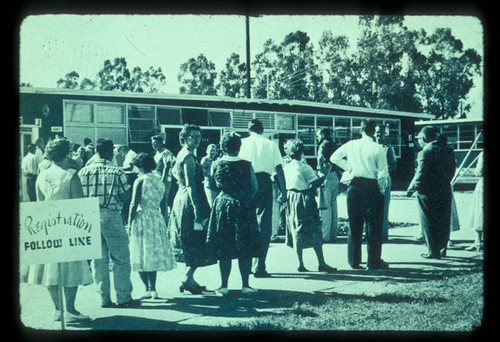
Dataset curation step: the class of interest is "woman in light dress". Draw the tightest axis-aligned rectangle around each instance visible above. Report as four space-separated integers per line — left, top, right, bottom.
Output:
465 151 484 251
128 153 177 300
20 138 93 323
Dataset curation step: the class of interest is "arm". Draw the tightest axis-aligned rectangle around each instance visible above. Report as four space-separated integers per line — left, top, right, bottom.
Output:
330 142 351 173
273 164 287 203
128 177 143 225
387 146 397 172
406 150 425 196
249 165 259 200
184 155 202 222
69 172 85 199
376 147 389 194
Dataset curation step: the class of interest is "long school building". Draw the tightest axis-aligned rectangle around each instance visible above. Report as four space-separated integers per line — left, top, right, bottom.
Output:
19 87 433 191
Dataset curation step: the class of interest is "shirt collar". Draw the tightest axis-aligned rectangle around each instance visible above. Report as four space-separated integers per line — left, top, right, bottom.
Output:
220 155 241 162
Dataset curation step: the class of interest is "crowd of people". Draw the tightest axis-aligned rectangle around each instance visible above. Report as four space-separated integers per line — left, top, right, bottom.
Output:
20 118 484 322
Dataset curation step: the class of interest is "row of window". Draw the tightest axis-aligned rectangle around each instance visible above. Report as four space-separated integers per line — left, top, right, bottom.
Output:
63 100 402 157
416 123 483 151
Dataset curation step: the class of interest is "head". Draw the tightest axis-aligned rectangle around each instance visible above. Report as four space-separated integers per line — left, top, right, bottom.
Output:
71 143 81 153
179 124 202 150
151 135 164 151
248 119 264 135
83 138 92 146
206 144 219 159
361 119 377 138
95 138 114 161
417 126 437 147
220 132 242 156
35 138 45 150
45 137 71 163
286 139 305 161
374 124 386 144
26 144 37 155
316 127 332 144
131 152 156 173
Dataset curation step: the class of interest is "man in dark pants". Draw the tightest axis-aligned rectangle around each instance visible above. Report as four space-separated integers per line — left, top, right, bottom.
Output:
239 119 287 278
330 119 389 269
406 126 456 259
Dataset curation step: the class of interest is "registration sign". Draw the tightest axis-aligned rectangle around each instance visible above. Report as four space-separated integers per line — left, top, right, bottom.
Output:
19 197 102 266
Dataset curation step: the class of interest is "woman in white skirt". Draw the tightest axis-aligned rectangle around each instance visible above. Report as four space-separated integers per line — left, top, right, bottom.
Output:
465 151 484 251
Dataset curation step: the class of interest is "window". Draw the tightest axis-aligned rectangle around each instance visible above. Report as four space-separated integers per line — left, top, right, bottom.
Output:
275 114 295 131
65 103 93 123
96 104 125 124
441 124 458 150
182 108 208 126
297 115 315 158
208 111 231 127
334 117 350 144
157 107 182 125
457 124 475 150
128 105 156 144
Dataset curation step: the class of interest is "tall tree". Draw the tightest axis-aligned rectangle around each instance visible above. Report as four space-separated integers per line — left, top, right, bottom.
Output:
217 53 247 97
96 57 132 91
178 54 217 95
57 71 80 89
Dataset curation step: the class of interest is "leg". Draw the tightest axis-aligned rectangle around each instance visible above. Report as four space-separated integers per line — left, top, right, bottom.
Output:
238 258 252 288
92 234 112 306
366 188 384 267
219 260 232 288
148 272 157 292
253 175 273 275
63 286 79 314
47 285 61 311
138 271 149 291
382 176 391 239
346 185 365 267
296 247 305 269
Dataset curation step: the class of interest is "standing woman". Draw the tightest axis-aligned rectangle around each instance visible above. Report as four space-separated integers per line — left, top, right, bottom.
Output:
200 143 219 207
283 139 337 273
206 132 261 296
465 151 484 251
168 124 216 294
374 124 397 241
21 138 93 322
128 153 177 300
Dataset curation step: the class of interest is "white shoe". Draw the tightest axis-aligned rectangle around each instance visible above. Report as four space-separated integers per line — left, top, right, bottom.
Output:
242 287 257 295
215 287 229 296
150 291 158 299
65 311 90 323
140 291 153 300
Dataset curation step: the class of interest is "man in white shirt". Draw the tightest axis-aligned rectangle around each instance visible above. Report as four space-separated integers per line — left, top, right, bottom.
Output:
330 119 389 270
21 144 40 202
239 119 287 277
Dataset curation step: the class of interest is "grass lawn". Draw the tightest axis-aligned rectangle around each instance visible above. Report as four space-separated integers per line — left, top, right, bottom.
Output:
232 267 483 331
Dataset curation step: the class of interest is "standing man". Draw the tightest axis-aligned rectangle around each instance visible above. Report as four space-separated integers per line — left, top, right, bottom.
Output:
330 119 389 270
78 138 137 308
21 144 39 202
374 124 397 241
151 134 176 224
239 119 287 278
316 128 342 242
406 126 455 259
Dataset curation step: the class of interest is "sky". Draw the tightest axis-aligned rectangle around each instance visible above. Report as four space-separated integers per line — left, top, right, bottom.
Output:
19 14 484 118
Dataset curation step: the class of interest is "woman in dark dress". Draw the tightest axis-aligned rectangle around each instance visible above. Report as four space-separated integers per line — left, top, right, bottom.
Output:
206 132 261 296
168 124 216 294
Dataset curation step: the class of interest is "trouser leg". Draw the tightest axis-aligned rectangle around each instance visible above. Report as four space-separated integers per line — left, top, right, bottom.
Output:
253 175 273 274
366 188 384 266
346 185 365 267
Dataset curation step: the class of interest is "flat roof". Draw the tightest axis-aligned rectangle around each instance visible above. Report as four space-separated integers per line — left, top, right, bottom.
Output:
20 87 434 120
415 117 483 125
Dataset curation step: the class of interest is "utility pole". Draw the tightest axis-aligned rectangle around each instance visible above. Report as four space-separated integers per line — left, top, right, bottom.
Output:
245 14 251 98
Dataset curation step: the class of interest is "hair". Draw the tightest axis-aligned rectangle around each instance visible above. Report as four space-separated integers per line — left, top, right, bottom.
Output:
220 132 241 155
179 124 202 146
83 138 92 145
131 152 156 173
95 138 114 156
45 137 71 162
361 119 376 136
206 144 217 153
286 139 305 160
151 135 164 143
317 127 332 139
418 126 438 143
248 119 264 134
27 144 37 154
71 143 81 152
375 123 386 132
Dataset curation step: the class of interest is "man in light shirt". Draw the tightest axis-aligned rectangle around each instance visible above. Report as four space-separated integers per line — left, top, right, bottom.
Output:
330 119 389 270
21 144 40 202
239 119 287 278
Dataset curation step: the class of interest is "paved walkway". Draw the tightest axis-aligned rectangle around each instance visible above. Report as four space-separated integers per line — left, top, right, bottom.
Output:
18 191 483 331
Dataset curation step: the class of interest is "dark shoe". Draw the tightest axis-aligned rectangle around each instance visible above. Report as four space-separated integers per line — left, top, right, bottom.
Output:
318 265 338 273
116 299 141 308
421 253 440 260
351 264 366 270
101 302 116 308
440 249 447 258
297 266 309 272
180 281 203 294
253 271 271 278
368 260 389 269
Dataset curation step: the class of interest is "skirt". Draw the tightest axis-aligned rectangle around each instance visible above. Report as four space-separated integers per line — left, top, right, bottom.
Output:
20 260 93 287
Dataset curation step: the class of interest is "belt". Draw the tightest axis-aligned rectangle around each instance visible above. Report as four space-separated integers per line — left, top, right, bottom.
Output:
351 177 377 187
255 172 271 177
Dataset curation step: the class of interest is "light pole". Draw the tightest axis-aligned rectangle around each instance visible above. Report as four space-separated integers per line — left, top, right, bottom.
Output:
245 14 251 98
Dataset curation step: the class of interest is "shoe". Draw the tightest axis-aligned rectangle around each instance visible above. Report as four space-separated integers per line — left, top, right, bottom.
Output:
215 287 229 296
440 249 447 258
116 299 141 308
150 291 158 299
351 265 366 270
368 260 389 269
65 311 90 323
421 254 440 260
318 265 338 273
253 271 271 278
242 287 258 295
180 281 203 294
140 291 152 300
297 266 309 272
101 302 116 308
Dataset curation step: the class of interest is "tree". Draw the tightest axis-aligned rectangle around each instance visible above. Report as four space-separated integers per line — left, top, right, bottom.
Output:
217 53 247 97
178 54 217 95
57 71 81 89
96 57 132 91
